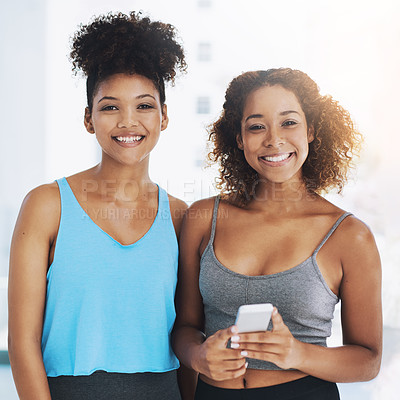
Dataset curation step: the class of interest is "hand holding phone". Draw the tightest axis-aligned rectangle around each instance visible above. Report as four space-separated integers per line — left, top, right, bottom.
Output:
234 303 273 333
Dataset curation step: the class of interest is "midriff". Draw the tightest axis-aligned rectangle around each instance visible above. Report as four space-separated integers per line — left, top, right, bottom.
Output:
199 368 308 389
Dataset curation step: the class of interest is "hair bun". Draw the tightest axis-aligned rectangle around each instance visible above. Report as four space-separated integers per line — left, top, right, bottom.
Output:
70 11 186 83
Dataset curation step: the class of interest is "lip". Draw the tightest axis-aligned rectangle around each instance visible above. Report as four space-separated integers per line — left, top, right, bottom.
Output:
112 134 145 148
258 152 294 167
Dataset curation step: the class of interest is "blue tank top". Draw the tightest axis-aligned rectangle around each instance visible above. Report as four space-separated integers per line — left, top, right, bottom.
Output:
41 178 179 377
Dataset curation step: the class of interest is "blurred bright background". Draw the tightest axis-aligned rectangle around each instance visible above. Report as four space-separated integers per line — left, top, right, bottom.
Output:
1 0 399 398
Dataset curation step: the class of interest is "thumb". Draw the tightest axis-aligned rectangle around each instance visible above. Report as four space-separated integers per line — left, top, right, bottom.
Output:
271 307 285 332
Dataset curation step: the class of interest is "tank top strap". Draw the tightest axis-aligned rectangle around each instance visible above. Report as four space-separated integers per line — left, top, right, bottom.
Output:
208 195 221 244
313 212 353 256
55 177 70 200
157 185 168 210
55 177 81 214
157 185 175 228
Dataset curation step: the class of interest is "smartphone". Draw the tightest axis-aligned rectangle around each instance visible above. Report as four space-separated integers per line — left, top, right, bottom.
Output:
234 303 273 333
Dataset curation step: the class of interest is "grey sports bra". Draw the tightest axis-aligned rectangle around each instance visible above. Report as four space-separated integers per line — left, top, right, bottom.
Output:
199 196 351 370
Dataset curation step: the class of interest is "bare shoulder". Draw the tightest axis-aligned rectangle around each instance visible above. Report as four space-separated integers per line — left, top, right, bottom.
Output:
169 196 217 238
314 197 374 246
188 197 216 210
176 197 217 264
16 182 61 238
21 182 59 213
167 194 188 238
336 215 380 275
168 194 188 216
184 197 217 228
337 214 377 248
178 197 218 252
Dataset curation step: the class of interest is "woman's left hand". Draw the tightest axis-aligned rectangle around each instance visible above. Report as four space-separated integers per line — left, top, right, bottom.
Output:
231 307 303 370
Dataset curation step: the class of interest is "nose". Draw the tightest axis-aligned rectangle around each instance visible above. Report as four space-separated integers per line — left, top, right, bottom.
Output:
117 110 138 129
263 126 285 148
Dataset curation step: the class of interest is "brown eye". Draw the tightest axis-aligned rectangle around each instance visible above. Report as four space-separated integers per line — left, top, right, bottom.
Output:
282 120 297 126
249 124 264 131
100 105 118 111
138 104 154 110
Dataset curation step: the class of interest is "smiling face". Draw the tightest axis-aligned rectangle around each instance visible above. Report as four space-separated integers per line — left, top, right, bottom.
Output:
84 73 168 167
238 84 314 186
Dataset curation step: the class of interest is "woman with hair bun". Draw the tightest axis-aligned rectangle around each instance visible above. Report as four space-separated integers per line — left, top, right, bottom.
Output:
9 12 187 400
173 68 382 399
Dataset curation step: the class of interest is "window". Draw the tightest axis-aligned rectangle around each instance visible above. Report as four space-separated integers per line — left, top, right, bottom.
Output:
196 96 210 114
198 0 212 7
198 42 211 62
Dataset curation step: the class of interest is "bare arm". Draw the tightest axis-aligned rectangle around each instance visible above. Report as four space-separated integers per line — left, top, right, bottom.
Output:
172 199 246 397
299 217 382 381
167 195 199 399
237 217 382 382
172 201 209 367
8 184 60 399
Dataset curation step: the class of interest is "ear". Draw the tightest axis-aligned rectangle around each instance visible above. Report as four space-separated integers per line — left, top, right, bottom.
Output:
161 104 169 131
236 133 244 150
307 125 315 143
84 107 95 134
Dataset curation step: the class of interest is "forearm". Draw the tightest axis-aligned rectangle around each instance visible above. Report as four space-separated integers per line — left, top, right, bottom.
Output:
9 340 51 400
177 364 198 400
295 341 381 382
172 326 206 371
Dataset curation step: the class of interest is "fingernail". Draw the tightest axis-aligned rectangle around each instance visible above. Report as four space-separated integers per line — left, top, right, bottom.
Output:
273 307 278 315
231 335 240 342
241 351 248 356
231 342 239 349
245 362 248 368
231 326 238 334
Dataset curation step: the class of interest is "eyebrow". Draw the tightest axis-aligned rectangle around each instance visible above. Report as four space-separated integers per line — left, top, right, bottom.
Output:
280 110 300 116
244 110 300 123
244 114 263 122
136 94 156 100
98 96 118 104
97 94 156 104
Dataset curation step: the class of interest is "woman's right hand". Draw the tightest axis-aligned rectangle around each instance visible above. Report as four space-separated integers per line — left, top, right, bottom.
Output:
193 326 247 381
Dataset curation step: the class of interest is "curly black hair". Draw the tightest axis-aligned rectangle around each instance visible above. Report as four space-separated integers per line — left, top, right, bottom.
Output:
70 11 186 111
208 69 363 205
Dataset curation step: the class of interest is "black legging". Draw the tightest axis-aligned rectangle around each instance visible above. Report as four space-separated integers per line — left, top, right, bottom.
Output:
195 375 340 400
48 370 181 400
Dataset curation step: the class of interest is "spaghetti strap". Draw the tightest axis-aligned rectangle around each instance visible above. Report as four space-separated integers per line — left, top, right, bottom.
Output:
313 212 353 255
208 196 221 245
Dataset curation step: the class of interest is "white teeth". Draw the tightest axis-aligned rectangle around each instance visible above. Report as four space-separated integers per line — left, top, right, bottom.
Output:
262 153 291 162
115 136 143 143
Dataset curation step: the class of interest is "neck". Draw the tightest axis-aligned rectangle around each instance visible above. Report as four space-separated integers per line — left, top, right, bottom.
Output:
247 178 317 214
91 156 156 203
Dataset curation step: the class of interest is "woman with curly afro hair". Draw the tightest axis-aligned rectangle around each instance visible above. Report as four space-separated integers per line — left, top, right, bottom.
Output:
9 11 189 400
173 69 382 399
